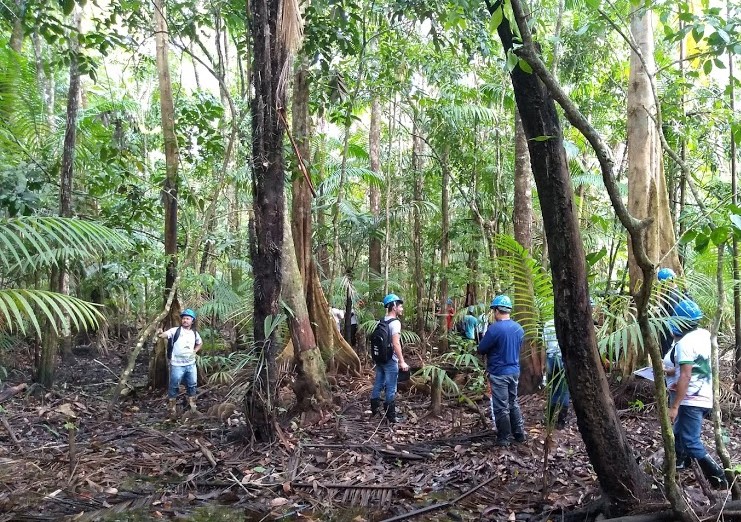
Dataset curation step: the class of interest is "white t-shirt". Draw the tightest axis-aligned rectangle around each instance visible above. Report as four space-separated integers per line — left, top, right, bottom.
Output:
330 308 344 331
673 328 713 409
543 320 561 357
165 327 202 367
383 315 402 361
663 344 679 390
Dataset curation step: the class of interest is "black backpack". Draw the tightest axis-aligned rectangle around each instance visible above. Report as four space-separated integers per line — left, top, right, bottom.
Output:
167 326 198 359
369 318 399 364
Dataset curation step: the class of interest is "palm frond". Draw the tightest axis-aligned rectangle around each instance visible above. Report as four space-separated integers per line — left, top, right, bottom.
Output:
0 217 130 271
494 234 554 337
0 289 103 338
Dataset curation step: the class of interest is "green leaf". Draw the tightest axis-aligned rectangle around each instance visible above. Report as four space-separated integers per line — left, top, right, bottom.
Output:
694 233 710 253
488 7 503 32
703 59 712 75
62 0 75 15
518 58 532 74
584 0 601 8
679 230 698 245
506 50 519 72
530 135 554 142
710 226 729 246
586 247 607 266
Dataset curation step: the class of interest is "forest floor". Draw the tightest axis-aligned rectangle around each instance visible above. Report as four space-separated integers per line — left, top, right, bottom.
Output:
0 335 740 522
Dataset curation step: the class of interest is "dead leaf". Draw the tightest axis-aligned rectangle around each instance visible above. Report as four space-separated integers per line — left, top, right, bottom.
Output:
282 481 292 493
55 403 77 418
271 497 289 507
508 512 516 521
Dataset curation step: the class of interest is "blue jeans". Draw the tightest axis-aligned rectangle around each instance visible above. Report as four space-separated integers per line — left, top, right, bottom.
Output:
169 363 197 398
674 405 709 459
371 359 399 403
546 354 570 407
489 373 525 436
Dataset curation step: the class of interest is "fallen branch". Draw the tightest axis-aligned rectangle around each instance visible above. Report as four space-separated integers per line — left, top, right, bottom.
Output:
1 414 21 450
0 382 27 403
195 439 218 467
379 474 498 522
107 276 180 416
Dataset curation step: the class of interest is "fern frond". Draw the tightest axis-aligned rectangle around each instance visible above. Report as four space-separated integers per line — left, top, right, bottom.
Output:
0 289 103 338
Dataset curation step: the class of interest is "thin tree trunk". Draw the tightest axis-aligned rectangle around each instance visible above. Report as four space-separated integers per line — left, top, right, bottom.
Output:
155 0 179 309
9 0 25 52
730 0 741 388
150 0 180 389
369 98 382 304
412 120 425 334
439 144 451 345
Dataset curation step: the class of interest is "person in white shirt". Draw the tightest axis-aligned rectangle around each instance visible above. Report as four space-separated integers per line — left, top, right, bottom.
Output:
158 308 202 415
666 299 727 488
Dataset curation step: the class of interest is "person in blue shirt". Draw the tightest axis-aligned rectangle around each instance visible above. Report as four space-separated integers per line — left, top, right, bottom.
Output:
461 306 480 341
478 295 526 446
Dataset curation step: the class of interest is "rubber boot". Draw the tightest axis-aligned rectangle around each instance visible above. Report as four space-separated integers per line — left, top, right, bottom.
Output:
384 401 400 424
697 455 728 489
556 406 569 430
370 398 381 416
188 396 197 412
675 453 691 471
495 415 512 446
168 398 177 418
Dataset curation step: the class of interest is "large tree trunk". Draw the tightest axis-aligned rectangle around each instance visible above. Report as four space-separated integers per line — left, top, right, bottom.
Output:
9 0 25 52
247 0 286 443
282 197 331 409
412 121 425 335
627 9 680 294
282 61 331 406
493 4 649 514
513 109 542 395
369 98 383 305
149 0 180 389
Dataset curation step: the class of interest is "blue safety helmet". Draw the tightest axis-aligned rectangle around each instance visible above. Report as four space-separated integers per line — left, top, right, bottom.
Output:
668 299 703 336
180 308 197 320
490 295 513 312
657 267 676 281
383 294 404 307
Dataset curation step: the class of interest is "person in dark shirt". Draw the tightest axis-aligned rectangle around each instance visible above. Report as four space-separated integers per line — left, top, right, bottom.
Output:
478 295 526 446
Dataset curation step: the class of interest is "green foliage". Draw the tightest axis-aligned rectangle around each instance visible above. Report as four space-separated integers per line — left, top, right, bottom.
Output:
415 364 460 397
0 217 130 338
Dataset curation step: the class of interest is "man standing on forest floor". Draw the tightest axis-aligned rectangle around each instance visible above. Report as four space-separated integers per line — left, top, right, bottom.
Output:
158 308 202 416
478 295 527 446
370 294 409 423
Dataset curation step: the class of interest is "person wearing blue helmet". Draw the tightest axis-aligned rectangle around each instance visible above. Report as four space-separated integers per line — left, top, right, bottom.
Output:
478 295 526 445
657 267 691 357
158 308 203 416
369 294 409 423
664 299 727 488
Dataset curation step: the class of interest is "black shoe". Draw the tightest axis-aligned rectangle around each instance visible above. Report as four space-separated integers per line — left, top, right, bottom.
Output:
675 455 691 471
556 406 569 429
495 437 511 447
513 432 528 443
370 398 381 416
697 455 728 489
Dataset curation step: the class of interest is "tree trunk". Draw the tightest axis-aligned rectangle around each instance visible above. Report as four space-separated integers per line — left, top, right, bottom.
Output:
154 0 179 308
626 9 680 294
513 108 542 395
247 0 286 443
9 0 25 52
369 98 383 305
282 196 331 409
412 121 425 334
150 0 180 389
729 0 741 388
493 4 649 513
439 144 451 345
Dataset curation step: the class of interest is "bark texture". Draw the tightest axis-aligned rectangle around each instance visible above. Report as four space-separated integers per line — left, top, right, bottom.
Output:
412 122 425 334
493 3 649 513
248 0 286 442
626 10 680 293
369 98 382 304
